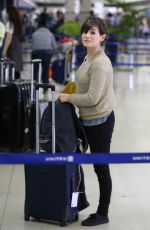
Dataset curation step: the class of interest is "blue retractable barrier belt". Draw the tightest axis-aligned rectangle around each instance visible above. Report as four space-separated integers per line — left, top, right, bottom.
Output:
1 153 150 164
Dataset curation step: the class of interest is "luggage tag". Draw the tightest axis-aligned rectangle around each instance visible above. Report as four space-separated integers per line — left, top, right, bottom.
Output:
71 192 79 207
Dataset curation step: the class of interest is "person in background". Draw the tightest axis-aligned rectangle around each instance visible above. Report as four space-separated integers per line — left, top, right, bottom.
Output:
2 6 23 79
31 12 57 89
59 16 115 226
89 10 95 17
18 8 26 40
41 7 49 27
52 10 64 33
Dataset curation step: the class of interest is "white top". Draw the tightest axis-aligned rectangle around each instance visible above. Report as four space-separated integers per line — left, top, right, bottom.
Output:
5 21 14 34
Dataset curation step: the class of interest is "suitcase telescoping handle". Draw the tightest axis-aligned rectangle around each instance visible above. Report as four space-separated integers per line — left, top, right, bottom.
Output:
5 60 15 82
0 58 15 85
31 59 42 101
35 83 56 154
0 58 5 85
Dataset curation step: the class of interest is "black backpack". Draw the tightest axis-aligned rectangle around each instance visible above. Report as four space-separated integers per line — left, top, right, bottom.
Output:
40 99 88 153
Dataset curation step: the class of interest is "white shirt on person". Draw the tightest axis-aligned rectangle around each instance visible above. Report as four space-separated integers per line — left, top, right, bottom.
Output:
0 21 6 47
5 21 14 34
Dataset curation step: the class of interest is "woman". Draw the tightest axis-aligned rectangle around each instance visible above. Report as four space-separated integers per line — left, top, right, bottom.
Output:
2 6 23 79
59 17 115 226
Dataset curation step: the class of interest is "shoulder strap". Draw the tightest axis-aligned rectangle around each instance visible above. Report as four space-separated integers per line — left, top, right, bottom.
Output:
70 104 88 152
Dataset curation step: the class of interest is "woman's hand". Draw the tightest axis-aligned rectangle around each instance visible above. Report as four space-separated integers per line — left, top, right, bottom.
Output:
59 93 70 103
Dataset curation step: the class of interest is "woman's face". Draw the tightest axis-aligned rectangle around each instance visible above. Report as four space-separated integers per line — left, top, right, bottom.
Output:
81 26 105 48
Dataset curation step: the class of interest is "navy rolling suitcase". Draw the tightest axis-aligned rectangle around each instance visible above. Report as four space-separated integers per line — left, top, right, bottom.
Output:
52 58 65 84
51 48 74 85
24 164 79 226
24 84 79 226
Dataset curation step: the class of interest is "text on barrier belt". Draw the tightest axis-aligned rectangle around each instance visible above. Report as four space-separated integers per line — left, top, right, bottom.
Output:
1 153 150 164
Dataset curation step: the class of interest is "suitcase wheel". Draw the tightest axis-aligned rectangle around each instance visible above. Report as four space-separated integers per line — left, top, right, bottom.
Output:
24 214 30 221
60 220 67 227
24 199 30 221
75 214 79 221
35 218 40 221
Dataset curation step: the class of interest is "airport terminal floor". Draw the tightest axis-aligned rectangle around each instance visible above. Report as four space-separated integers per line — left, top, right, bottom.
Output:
1 42 150 230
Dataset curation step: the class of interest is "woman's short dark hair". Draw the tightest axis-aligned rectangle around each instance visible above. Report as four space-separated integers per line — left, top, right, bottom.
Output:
80 17 108 45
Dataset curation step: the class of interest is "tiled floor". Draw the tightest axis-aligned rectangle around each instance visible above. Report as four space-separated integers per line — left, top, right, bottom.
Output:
1 47 150 229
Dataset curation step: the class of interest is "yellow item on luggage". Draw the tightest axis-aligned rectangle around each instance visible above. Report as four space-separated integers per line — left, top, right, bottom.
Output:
62 81 77 94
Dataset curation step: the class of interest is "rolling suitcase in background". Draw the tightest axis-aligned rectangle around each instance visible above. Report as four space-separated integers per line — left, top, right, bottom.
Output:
51 46 75 84
0 58 42 152
23 59 43 151
0 58 31 151
75 43 86 67
51 53 65 84
24 84 79 227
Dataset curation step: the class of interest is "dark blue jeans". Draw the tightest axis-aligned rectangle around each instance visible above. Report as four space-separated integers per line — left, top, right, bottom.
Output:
31 49 52 83
83 111 115 215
